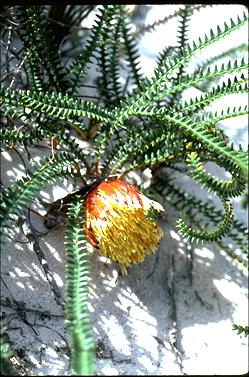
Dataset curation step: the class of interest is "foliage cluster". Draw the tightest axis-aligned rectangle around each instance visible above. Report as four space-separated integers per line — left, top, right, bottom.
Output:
0 5 248 375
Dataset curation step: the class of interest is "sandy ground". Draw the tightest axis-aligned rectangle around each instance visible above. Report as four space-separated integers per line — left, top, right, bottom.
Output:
1 4 248 376
1 156 248 375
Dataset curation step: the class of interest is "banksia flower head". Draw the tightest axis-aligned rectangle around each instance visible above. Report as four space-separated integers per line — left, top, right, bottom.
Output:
84 179 164 274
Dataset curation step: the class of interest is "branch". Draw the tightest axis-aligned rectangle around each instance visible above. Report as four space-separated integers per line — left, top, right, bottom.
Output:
17 215 64 307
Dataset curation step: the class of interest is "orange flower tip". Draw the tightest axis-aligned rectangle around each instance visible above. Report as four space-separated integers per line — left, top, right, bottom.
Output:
84 179 164 269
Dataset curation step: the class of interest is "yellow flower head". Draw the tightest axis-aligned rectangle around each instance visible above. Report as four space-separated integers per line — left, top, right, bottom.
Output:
84 179 164 273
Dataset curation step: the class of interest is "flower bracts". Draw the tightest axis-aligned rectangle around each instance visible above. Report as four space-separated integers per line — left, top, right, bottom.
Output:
85 179 164 272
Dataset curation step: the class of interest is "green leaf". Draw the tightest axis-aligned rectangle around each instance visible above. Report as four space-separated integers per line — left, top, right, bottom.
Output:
65 196 95 375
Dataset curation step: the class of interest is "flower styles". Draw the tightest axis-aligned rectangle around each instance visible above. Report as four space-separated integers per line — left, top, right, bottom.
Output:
84 179 164 274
